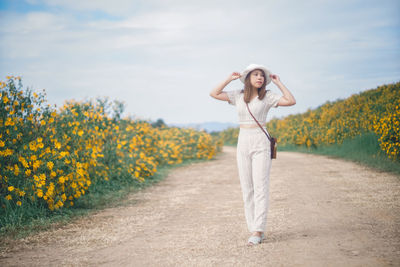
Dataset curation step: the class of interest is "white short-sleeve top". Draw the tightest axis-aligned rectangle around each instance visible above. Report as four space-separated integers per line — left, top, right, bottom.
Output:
226 89 281 125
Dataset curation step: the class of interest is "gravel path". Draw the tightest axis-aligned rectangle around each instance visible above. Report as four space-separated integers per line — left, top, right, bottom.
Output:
1 146 399 266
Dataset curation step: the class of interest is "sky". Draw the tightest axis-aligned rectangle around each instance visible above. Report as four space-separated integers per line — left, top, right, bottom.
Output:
0 0 399 125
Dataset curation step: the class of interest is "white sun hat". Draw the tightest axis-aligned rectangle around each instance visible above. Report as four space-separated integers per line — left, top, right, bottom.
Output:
240 63 272 85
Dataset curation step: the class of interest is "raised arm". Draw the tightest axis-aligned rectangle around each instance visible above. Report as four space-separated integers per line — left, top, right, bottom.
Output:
209 72 241 101
270 74 296 106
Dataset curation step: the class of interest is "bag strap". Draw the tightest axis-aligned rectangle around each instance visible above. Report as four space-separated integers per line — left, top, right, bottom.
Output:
245 102 272 141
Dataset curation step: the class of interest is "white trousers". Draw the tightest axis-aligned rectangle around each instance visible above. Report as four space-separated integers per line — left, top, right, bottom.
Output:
236 127 272 233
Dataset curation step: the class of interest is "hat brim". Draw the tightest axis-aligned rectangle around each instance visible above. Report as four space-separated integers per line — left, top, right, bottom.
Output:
240 65 272 85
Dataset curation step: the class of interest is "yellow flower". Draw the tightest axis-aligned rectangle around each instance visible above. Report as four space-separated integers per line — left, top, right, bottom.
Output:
16 201 22 206
5 195 12 200
0 140 5 147
8 186 14 191
19 156 29 168
37 189 43 198
13 165 20 176
55 142 61 149
58 176 65 183
29 141 37 151
76 168 84 177
32 160 40 169
3 95 9 104
56 200 64 207
47 161 54 170
19 191 25 196
4 117 14 126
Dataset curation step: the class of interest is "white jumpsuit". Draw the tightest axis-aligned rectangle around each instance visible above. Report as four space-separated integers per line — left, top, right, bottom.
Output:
226 89 281 233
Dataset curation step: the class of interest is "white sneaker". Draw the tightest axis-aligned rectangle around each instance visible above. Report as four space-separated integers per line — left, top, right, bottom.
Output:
247 235 262 245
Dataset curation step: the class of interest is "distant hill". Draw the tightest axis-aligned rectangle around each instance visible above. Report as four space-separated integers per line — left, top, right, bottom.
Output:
169 121 237 133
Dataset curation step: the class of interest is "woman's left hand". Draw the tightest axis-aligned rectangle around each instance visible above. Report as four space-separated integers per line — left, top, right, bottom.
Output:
269 74 281 84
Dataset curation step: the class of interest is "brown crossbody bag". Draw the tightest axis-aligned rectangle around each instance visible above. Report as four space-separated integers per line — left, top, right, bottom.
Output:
245 103 277 159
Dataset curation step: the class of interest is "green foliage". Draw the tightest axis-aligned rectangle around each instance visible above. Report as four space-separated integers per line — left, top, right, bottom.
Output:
0 76 222 233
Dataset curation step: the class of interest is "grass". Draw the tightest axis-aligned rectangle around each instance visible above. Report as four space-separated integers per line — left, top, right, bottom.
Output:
0 157 209 241
278 132 400 177
223 143 237 147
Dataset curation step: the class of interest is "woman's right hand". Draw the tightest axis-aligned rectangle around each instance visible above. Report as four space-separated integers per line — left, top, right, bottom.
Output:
229 72 241 81
210 71 241 101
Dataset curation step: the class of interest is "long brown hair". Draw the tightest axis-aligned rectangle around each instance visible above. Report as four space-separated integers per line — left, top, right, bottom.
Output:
241 69 267 103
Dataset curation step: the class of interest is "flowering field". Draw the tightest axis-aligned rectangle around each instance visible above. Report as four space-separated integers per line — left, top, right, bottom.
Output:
220 82 400 161
0 77 222 214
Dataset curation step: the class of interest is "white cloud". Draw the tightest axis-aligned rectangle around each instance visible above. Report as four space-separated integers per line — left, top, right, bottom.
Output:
0 0 399 124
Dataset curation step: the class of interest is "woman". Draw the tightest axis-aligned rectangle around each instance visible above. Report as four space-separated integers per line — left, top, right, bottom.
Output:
209 64 296 246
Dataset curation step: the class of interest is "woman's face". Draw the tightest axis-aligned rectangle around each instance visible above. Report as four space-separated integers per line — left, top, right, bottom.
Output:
249 69 265 89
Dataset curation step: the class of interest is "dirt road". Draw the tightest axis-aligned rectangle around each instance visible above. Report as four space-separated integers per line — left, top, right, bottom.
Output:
1 146 399 266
